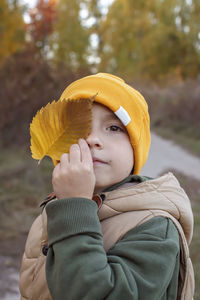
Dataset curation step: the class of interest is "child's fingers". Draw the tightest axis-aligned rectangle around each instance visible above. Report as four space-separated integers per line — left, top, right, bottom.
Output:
60 153 69 163
52 162 61 182
52 162 60 174
78 139 92 165
59 153 69 170
69 144 81 164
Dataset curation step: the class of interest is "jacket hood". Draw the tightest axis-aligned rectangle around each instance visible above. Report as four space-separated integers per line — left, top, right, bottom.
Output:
98 172 194 245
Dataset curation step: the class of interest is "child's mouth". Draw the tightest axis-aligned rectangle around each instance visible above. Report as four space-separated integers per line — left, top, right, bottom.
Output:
92 157 107 164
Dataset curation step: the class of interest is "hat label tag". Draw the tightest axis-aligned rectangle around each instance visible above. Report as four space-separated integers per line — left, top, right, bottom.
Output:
114 106 131 126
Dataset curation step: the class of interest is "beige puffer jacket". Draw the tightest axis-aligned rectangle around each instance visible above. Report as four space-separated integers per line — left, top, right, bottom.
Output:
19 172 195 300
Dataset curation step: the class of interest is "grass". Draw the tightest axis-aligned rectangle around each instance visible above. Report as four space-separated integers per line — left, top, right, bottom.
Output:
152 124 200 158
0 145 200 299
0 146 53 241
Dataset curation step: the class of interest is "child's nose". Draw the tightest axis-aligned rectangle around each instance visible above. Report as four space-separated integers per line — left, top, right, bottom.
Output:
86 131 103 149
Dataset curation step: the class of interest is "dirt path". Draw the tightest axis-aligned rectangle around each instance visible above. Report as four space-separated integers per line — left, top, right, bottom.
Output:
0 236 26 299
0 255 20 299
141 132 200 179
1 132 200 299
0 256 19 300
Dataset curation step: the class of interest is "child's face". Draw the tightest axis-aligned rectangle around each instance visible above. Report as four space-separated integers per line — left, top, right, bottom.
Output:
86 103 134 194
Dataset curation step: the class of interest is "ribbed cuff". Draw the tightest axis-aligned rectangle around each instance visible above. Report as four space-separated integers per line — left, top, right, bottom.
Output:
46 198 102 246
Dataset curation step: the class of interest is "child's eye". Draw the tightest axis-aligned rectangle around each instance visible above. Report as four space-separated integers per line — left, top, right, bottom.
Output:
107 125 124 132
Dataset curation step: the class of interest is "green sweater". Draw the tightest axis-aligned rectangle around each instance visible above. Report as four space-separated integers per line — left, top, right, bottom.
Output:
46 180 180 299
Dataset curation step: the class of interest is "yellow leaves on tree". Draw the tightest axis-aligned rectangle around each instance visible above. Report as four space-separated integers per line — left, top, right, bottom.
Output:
50 0 90 70
0 0 25 65
97 0 200 81
30 98 93 165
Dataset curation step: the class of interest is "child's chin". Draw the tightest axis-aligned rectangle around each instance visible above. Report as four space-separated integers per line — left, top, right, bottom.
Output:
94 177 108 191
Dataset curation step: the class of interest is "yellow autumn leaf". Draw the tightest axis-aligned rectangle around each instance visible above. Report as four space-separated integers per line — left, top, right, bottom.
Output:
30 98 93 164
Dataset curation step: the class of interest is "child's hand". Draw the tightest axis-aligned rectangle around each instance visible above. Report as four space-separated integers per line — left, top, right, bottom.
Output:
52 139 96 199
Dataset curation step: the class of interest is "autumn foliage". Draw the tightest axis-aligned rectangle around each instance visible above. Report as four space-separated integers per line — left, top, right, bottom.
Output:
0 0 25 64
27 0 57 53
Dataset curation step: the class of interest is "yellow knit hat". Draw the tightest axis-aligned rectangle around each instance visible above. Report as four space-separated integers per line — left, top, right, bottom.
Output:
60 73 151 175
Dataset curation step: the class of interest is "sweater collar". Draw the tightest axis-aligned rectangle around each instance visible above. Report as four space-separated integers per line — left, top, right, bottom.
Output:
102 174 152 193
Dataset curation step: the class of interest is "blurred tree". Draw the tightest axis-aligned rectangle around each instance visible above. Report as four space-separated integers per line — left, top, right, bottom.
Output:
97 0 200 81
83 0 104 69
96 0 153 80
50 0 90 72
0 0 25 65
27 0 57 56
178 0 200 78
144 0 200 80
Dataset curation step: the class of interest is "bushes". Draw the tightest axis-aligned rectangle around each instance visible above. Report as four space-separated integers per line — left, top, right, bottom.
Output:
0 48 90 145
136 78 200 139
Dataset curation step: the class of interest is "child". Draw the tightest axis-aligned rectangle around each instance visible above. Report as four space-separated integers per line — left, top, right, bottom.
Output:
19 73 194 300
